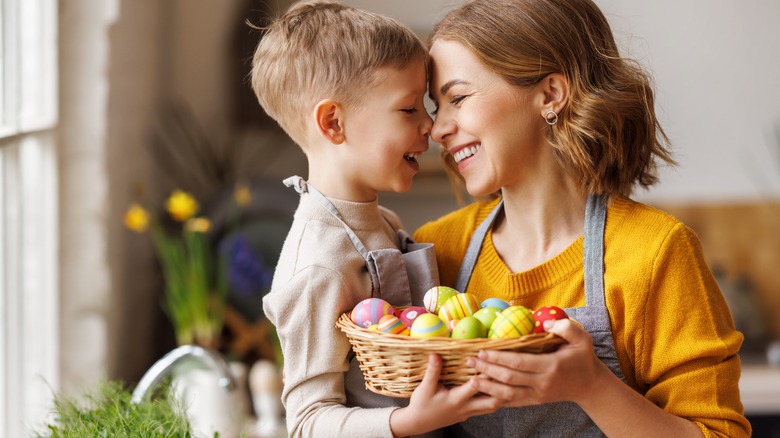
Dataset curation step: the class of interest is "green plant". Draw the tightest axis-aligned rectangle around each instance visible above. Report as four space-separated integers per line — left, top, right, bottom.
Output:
125 189 227 347
35 380 200 438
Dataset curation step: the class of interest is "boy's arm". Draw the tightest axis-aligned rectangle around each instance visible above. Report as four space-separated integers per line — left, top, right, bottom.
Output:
263 267 398 438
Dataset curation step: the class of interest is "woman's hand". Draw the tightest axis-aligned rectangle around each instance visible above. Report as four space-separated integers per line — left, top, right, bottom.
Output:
466 320 703 437
466 318 607 407
390 354 502 437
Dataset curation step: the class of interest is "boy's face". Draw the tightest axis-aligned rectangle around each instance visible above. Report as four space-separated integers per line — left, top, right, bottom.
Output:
339 60 432 199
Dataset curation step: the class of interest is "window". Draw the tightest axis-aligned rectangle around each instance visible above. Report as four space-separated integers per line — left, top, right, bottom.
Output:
0 0 58 436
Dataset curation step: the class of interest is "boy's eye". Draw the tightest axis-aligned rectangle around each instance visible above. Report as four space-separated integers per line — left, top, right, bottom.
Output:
401 108 417 114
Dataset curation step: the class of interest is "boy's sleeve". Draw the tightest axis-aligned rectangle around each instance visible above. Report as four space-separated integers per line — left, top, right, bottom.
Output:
636 223 751 437
262 266 397 438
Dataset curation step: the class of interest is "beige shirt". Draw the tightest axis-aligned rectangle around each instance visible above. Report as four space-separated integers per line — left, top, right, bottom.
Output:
263 191 408 438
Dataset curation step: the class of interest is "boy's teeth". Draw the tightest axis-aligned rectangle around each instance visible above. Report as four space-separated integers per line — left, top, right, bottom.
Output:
453 144 481 163
404 152 420 161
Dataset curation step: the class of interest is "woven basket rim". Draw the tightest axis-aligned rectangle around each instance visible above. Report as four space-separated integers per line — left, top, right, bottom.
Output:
335 311 565 351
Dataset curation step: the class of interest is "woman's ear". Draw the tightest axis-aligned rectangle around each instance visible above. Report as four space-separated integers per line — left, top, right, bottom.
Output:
313 99 346 144
539 73 569 116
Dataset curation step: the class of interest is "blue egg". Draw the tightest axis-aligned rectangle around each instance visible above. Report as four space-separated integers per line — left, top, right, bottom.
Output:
480 298 510 311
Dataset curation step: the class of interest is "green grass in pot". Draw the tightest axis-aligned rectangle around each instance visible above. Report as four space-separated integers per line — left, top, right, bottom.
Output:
34 380 212 438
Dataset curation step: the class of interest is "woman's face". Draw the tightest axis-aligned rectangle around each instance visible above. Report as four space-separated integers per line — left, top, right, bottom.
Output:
428 39 550 197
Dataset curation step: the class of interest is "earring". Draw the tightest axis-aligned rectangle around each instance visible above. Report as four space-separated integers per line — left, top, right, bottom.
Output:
544 110 558 126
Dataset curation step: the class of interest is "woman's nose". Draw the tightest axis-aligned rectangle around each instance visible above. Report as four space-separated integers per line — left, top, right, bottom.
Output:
430 113 453 144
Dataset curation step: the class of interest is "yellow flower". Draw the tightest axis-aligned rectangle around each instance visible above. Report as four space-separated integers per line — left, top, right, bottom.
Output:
185 217 211 233
234 183 252 207
166 190 199 222
124 204 150 233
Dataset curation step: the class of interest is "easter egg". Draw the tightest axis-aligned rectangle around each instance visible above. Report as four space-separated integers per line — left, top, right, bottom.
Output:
368 324 378 331
447 319 460 333
488 305 535 339
410 313 449 338
351 298 395 328
399 306 427 328
473 306 502 332
378 314 410 336
438 293 480 324
451 316 487 339
481 297 510 311
533 306 570 333
423 286 459 314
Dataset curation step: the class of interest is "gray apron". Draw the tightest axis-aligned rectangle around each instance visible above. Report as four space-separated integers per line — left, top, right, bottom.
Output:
449 195 626 438
283 176 440 413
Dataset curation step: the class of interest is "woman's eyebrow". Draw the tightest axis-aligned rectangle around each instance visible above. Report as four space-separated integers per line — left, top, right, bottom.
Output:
439 79 467 96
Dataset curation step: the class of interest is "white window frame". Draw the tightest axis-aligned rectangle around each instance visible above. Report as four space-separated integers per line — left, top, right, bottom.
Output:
0 0 58 436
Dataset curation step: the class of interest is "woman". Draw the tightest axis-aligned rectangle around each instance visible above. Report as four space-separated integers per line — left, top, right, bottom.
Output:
414 0 750 436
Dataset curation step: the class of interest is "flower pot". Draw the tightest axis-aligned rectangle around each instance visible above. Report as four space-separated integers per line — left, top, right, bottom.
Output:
172 360 251 437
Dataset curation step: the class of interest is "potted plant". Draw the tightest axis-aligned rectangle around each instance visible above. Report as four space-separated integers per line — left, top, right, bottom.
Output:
34 380 195 437
124 189 227 348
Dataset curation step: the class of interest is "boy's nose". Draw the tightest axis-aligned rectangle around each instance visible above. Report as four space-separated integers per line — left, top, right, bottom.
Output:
421 113 433 138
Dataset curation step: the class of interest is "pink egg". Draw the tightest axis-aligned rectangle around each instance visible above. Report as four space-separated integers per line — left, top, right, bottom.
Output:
351 298 395 328
399 306 427 328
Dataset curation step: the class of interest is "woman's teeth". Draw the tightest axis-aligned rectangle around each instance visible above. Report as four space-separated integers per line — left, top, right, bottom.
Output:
453 144 480 163
404 152 421 163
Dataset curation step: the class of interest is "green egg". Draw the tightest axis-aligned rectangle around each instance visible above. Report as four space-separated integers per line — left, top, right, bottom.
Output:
473 306 502 331
451 316 487 339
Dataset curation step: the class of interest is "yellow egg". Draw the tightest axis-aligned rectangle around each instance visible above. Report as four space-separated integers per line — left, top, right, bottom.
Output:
410 313 449 338
438 293 480 324
488 305 535 339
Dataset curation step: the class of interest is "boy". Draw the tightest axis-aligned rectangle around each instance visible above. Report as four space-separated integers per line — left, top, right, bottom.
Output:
251 2 499 437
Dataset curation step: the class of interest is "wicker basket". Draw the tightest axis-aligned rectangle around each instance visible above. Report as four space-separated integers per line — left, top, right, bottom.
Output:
335 311 566 398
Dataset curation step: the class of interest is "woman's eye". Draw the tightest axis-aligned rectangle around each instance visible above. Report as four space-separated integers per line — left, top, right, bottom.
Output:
450 95 468 105
401 108 417 114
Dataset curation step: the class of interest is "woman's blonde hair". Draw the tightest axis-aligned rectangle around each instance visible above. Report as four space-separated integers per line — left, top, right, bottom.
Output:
430 0 674 197
251 1 427 147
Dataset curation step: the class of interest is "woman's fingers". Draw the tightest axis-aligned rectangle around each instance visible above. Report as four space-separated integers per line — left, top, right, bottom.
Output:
471 375 536 406
544 318 590 344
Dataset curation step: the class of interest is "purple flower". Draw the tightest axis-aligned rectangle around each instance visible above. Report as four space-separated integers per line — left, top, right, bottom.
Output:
222 234 273 296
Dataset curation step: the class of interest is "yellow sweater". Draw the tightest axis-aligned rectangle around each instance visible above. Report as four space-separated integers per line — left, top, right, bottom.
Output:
413 196 750 437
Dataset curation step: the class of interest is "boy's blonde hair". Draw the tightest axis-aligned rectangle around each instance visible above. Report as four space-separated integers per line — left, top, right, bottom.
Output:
251 1 427 147
431 0 675 197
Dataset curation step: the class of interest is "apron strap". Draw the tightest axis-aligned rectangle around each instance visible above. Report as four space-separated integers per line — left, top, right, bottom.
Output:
583 194 607 307
283 176 371 259
283 175 426 302
454 199 504 293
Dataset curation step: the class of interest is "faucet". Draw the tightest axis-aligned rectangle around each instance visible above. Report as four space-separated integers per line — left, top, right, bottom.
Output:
131 344 236 404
